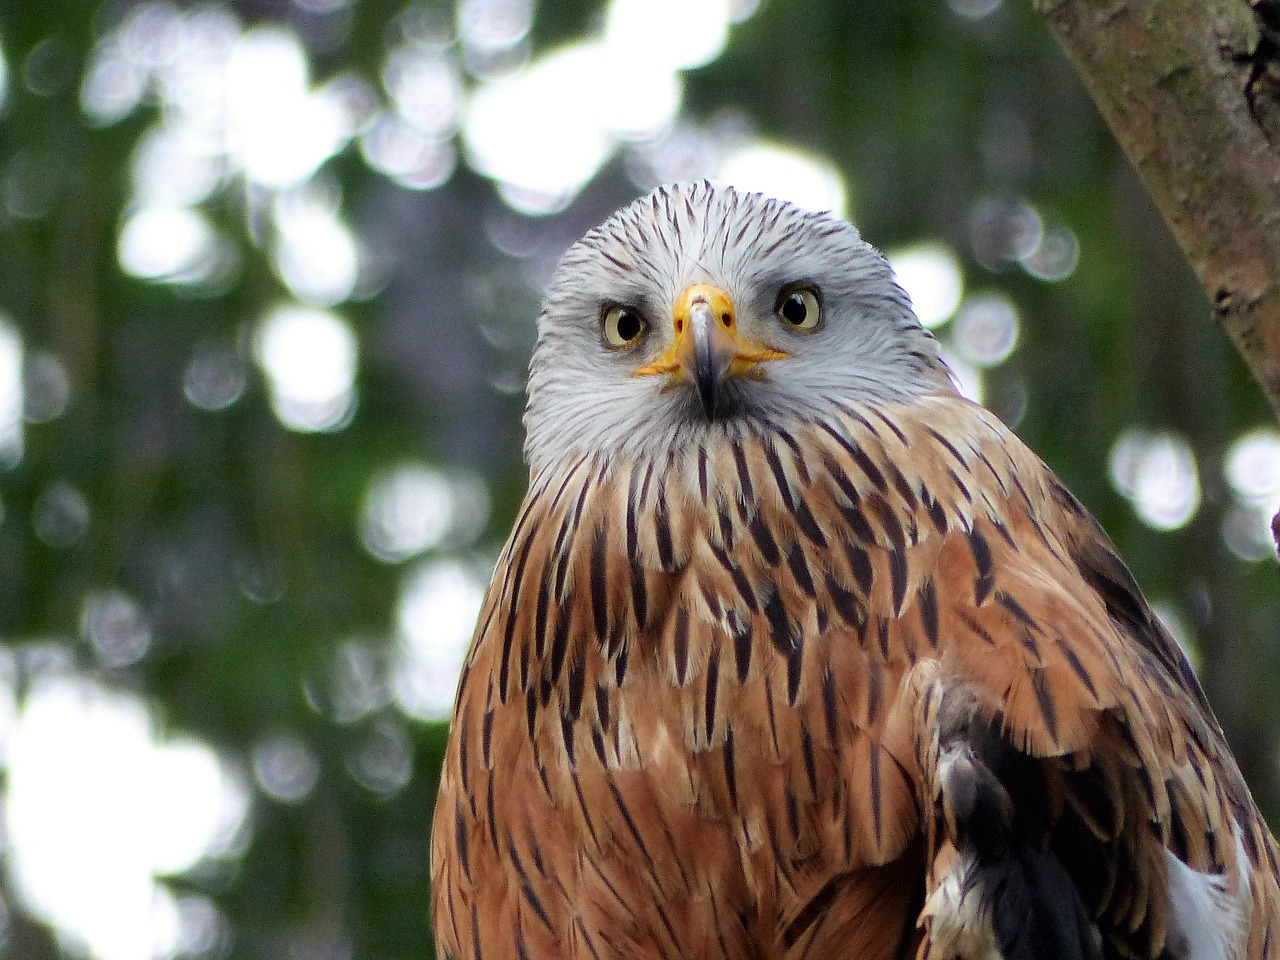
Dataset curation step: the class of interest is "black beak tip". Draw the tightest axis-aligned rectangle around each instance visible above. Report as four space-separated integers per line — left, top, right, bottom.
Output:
695 360 718 418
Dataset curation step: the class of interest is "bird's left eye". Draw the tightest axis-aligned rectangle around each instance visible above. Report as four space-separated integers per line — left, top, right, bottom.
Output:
776 285 821 331
601 305 648 349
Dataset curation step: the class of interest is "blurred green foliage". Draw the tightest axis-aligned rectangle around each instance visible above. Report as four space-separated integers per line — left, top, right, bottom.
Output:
0 1 1276 958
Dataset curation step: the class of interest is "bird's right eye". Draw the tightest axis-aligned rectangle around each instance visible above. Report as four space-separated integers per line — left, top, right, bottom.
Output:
601 305 648 349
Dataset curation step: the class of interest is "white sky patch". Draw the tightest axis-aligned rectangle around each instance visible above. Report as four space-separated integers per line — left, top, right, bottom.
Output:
7 674 248 960
604 0 730 72
716 142 846 214
1110 429 1201 532
0 319 21 467
888 242 963 329
393 559 487 719
255 304 357 432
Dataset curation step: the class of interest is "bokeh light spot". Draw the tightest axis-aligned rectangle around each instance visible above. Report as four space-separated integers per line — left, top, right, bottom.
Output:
1222 503 1277 562
252 732 320 804
970 197 1042 270
255 305 358 432
183 343 247 412
23 350 71 423
464 43 632 213
130 127 224 207
1109 429 1201 531
0 37 9 113
459 0 533 57
24 37 75 98
383 47 462 137
118 206 228 285
34 480 90 547
361 113 457 190
361 464 452 561
331 642 391 724
888 242 963 329
949 0 1003 18
346 716 412 794
361 463 490 563
1222 428 1280 561
1021 224 1079 281
716 143 846 214
80 35 148 125
0 320 21 467
953 293 1019 367
4 148 60 221
273 190 360 307
938 344 984 404
81 590 153 668
7 675 248 960
393 559 486 719
1225 429 1280 505
604 0 729 72
226 27 348 188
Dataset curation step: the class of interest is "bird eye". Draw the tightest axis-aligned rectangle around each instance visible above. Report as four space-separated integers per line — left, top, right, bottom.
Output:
776 285 821 331
601 305 648 349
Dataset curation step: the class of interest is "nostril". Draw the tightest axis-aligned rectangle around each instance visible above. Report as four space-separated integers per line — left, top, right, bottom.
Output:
721 313 732 328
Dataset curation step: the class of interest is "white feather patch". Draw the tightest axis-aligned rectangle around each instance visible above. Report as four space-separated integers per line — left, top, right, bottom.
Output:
1164 833 1251 960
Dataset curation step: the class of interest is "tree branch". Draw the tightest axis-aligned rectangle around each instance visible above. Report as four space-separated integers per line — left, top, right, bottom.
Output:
1034 0 1280 419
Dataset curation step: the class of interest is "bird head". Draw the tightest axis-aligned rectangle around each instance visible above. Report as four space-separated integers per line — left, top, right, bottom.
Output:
524 181 954 472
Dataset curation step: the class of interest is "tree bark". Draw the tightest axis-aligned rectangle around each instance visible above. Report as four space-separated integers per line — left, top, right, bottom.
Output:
1034 0 1280 419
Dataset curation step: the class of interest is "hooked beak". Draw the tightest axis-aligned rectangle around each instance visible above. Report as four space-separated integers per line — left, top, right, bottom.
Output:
633 284 787 418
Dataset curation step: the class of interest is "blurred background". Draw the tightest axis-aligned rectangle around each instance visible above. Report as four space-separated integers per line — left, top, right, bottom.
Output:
0 0 1277 957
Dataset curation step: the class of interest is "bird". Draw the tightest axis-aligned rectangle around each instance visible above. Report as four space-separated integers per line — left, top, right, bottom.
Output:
429 180 1280 960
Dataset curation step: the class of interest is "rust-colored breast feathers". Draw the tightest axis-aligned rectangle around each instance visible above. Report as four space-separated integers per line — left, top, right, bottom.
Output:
431 394 1280 960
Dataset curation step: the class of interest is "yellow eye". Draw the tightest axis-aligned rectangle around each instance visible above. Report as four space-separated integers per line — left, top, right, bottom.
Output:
776 285 821 331
602 305 648 349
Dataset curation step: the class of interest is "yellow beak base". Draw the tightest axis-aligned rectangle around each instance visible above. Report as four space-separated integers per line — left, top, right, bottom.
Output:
633 284 787 416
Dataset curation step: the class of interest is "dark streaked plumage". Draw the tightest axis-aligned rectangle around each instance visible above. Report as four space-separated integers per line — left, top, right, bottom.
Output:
430 181 1280 960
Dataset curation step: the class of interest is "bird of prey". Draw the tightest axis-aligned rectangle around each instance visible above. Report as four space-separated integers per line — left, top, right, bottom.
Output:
430 181 1280 960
